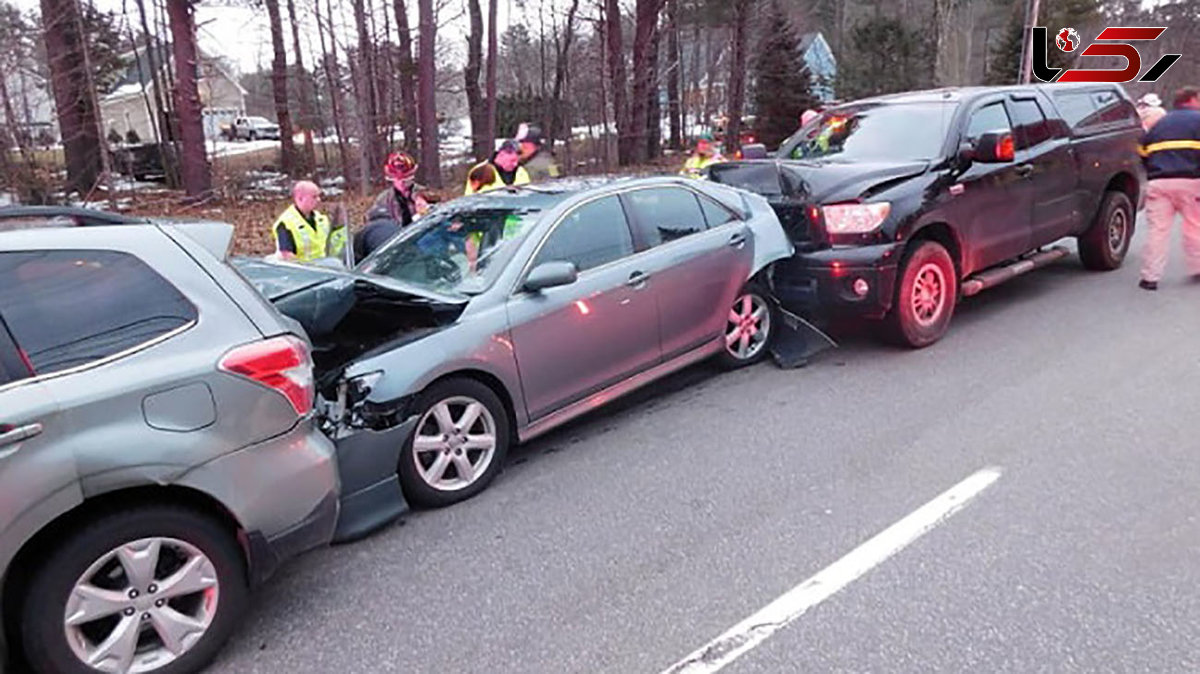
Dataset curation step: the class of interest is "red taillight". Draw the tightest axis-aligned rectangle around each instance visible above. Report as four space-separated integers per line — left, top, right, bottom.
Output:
219 335 314 416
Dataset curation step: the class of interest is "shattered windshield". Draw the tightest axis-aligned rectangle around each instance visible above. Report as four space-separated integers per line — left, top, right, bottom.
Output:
359 202 542 295
778 102 956 162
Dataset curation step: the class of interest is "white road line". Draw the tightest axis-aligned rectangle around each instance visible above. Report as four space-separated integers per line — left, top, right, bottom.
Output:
661 466 1004 674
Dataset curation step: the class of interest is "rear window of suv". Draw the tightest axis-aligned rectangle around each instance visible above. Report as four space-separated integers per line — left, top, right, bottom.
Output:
0 250 197 376
1051 88 1138 134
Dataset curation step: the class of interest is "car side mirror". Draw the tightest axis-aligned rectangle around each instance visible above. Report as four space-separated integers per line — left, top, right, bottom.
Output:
973 132 1015 163
523 261 578 292
956 141 975 167
740 143 769 159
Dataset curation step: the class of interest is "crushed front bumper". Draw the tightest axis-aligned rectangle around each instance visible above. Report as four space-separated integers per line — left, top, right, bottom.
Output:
772 243 904 320
330 417 417 543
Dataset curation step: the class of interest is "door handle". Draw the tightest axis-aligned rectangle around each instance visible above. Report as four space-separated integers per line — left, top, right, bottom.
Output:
1015 164 1034 178
0 422 43 449
729 232 748 248
627 271 650 288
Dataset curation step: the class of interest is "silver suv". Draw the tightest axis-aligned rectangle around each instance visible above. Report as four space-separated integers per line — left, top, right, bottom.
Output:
0 210 339 674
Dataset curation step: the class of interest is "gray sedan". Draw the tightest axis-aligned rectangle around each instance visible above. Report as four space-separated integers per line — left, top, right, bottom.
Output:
240 176 792 526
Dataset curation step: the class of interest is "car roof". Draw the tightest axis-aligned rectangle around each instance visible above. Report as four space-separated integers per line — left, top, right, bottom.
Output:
845 83 1128 107
0 206 152 231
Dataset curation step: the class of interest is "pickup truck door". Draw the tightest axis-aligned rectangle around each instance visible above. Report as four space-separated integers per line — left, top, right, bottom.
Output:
956 99 1033 271
1008 94 1082 245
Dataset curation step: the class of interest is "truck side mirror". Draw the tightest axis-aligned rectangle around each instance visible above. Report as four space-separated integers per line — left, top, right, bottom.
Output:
957 141 974 163
973 132 1015 163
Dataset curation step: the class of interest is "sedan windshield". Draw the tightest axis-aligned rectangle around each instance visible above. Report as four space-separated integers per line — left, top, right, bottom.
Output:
778 102 957 162
359 202 542 295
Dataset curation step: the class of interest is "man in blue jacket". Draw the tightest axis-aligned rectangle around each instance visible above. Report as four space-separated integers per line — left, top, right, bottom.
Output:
1138 86 1200 291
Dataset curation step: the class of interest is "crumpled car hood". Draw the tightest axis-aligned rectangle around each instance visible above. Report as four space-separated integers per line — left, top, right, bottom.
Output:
232 258 466 383
708 159 929 204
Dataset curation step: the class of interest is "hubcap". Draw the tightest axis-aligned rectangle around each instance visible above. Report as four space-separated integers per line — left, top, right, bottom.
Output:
413 396 497 492
911 262 947 328
725 293 771 361
64 538 218 673
1108 209 1128 256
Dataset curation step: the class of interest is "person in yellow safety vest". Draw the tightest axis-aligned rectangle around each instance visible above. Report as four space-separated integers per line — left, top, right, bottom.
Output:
681 136 724 178
465 140 531 195
271 180 347 262
465 213 527 272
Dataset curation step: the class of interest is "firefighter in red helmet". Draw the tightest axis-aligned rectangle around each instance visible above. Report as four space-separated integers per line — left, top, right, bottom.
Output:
356 151 431 261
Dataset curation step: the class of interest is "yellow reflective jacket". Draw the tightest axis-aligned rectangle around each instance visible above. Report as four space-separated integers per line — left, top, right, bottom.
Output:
681 153 723 178
272 205 347 262
465 162 532 195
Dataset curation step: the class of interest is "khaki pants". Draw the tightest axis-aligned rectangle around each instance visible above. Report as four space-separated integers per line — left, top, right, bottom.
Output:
1141 178 1200 283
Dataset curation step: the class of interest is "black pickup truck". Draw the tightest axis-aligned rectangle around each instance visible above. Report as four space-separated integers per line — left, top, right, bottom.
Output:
708 83 1145 347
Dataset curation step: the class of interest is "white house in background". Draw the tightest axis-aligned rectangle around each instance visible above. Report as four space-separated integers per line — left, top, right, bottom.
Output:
798 32 837 102
100 43 247 143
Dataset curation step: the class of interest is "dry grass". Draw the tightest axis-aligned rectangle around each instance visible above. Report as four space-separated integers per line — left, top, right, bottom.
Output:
7 140 690 257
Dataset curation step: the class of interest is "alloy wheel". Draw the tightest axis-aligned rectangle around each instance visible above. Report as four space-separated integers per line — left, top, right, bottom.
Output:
911 262 948 328
725 292 771 361
412 396 498 492
63 537 218 673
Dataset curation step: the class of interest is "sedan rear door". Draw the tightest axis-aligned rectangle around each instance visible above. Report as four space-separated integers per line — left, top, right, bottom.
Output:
621 186 753 361
507 195 661 421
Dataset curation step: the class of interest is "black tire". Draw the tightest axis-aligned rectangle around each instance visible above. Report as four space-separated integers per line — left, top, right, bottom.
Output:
1078 190 1134 271
248 131 257 141
716 282 777 369
20 505 247 674
398 377 511 508
883 240 958 349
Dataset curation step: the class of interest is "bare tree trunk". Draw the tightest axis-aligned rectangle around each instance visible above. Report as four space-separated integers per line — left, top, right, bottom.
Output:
466 0 487 157
265 0 296 175
351 0 382 188
393 0 420 152
75 0 116 207
703 28 719 129
417 0 442 186
133 0 179 185
288 0 318 172
539 0 547 98
596 8 612 169
666 0 682 150
316 0 353 184
166 0 211 196
604 0 631 164
40 0 101 195
725 0 750 157
629 0 664 164
687 18 700 144
485 0 498 150
647 17 662 159
551 0 581 144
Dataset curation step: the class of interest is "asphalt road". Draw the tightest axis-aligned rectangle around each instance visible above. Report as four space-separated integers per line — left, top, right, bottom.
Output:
212 224 1200 674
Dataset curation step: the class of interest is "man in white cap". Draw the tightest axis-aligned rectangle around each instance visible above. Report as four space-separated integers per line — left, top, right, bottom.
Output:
1137 93 1166 132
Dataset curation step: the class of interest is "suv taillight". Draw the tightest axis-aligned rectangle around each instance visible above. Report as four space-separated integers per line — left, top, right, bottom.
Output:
219 335 314 416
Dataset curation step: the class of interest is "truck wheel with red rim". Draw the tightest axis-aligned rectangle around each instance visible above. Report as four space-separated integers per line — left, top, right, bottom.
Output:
884 241 957 348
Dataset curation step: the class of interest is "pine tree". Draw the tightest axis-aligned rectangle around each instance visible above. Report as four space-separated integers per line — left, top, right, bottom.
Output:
986 0 1102 85
751 1 818 150
837 16 929 100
